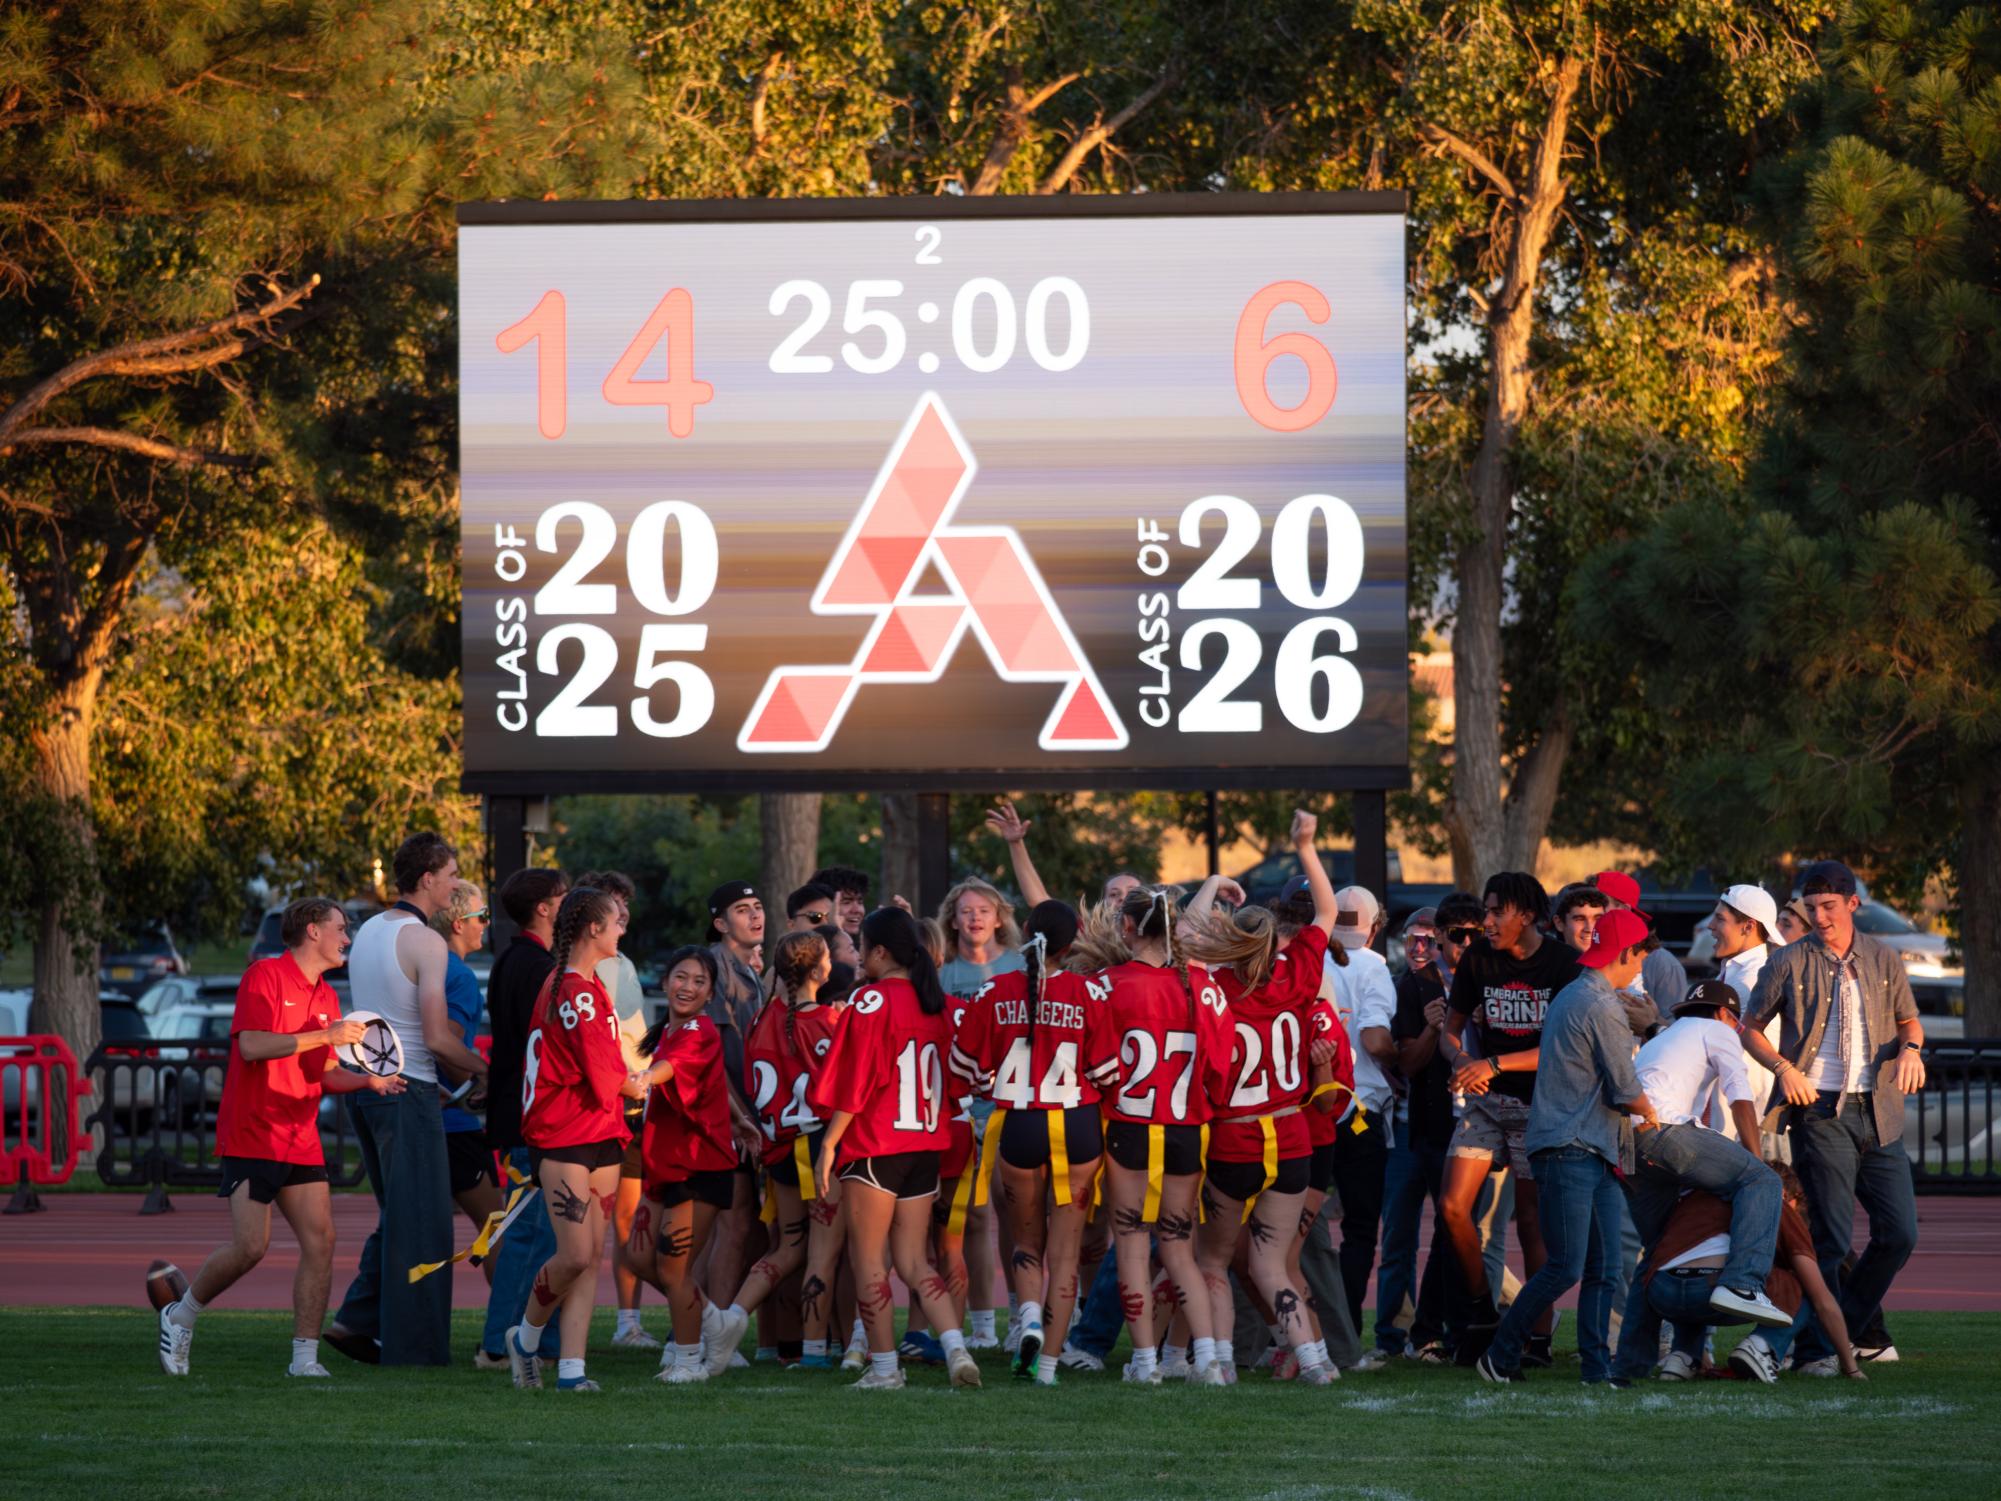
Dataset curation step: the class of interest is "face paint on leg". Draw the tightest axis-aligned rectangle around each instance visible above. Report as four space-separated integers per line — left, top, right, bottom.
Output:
597 1188 618 1217
627 1203 653 1258
749 1259 781 1285
1298 1205 1315 1240
1011 1248 1043 1273
801 1275 828 1320
550 1180 589 1224
859 1278 895 1315
809 1198 839 1226
917 1274 952 1305
532 1269 559 1309
785 1217 808 1247
1199 1188 1227 1223
657 1225 693 1260
1112 1206 1145 1236
1120 1288 1147 1325
1157 1210 1194 1242
1273 1288 1302 1323
1247 1215 1276 1247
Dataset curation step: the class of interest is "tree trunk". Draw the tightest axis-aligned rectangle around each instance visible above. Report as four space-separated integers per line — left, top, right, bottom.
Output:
1960 767 2001 1038
1442 57 1584 889
878 792 922 910
759 793 821 939
27 678 102 1063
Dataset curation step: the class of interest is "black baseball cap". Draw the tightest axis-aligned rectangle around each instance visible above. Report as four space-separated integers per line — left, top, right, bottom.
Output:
1673 979 1743 1018
707 881 759 918
1797 860 1859 898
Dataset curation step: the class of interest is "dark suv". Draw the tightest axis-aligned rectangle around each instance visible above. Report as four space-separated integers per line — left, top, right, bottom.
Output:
99 926 188 998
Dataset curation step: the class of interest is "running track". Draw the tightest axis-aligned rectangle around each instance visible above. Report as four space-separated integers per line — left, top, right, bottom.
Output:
4 1192 1996 1312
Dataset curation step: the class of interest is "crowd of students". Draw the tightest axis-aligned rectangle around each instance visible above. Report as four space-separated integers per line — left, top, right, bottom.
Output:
153 811 1925 1393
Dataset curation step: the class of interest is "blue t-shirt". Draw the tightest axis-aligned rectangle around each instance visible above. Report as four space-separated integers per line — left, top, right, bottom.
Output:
442 951 485 1134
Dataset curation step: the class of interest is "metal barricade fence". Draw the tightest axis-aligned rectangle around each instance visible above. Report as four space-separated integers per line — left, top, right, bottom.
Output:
82 1041 369 1212
1908 1040 2000 1193
0 1035 89 1213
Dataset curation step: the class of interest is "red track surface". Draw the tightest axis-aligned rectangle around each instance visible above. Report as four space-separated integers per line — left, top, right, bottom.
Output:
4 1191 1996 1311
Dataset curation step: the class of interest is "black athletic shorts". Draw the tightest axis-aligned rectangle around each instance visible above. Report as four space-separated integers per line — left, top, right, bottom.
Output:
532 1138 625 1173
446 1130 499 1195
999 1105 1105 1171
838 1150 940 1200
620 1106 646 1181
651 1168 737 1211
218 1156 328 1205
1104 1120 1203 1177
766 1129 826 1189
1205 1153 1311 1203
1308 1139 1339 1194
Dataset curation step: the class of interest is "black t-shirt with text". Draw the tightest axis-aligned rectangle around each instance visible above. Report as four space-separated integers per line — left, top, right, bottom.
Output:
1391 964 1455 1147
1446 936 1583 1103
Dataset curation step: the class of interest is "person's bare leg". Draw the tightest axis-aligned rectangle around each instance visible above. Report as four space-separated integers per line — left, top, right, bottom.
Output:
1194 1183 1242 1353
188 1183 274 1306
1439 1153 1497 1301
274 1182 336 1339
1153 1175 1212 1342
612 1174 645 1313
1106 1161 1156 1354
1041 1161 1096 1357
455 1178 503 1288
844 1183 900 1353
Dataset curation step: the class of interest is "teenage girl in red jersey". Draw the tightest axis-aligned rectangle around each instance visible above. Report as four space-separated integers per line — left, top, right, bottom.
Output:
509 887 645 1393
632 946 739 1385
1278 962 1358 1378
811 906 981 1390
1181 810 1342 1385
953 899 1119 1385
712 932 844 1367
1071 885 1233 1385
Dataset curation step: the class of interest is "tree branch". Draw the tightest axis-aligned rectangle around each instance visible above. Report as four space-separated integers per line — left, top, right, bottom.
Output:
746 49 783 158
0 426 263 471
969 67 1084 196
1418 121 1517 203
1037 67 1178 195
0 276 319 446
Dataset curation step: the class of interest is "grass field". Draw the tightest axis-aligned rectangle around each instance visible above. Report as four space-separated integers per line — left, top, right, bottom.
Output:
2 1309 1993 1500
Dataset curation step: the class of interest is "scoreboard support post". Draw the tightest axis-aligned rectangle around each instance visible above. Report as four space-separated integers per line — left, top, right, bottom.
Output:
1352 788 1389 950
917 792 952 919
484 794 529 954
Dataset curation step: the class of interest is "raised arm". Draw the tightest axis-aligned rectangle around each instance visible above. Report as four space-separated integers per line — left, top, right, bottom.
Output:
986 799 1050 909
1183 874 1247 921
1290 809 1337 937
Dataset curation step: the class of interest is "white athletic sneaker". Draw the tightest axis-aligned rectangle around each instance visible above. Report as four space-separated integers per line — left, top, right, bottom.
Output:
612 1324 663 1351
706 1307 751 1377
1709 1284 1792 1329
1252 1345 1279 1370
947 1347 983 1388
965 1330 1001 1351
841 1334 869 1372
505 1327 542 1390
1297 1360 1339 1386
156 1306 192 1377
1003 1322 1023 1356
1156 1349 1193 1380
853 1365 907 1390
728 1351 750 1369
1796 1355 1843 1377
1729 1335 1778 1385
1657 1350 1697 1381
286 1361 331 1379
1121 1360 1162 1385
1347 1349 1390 1373
657 1362 708 1385
1193 1360 1230 1387
1856 1343 1900 1364
1058 1343 1105 1373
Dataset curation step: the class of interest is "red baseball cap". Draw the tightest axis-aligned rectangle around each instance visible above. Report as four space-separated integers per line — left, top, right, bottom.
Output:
1579 908 1650 969
1592 870 1650 921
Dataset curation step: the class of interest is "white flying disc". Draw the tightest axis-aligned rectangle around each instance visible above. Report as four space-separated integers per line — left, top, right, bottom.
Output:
337 1011 405 1077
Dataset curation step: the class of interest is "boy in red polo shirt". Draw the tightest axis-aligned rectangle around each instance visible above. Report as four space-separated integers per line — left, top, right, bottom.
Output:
154 898 405 1379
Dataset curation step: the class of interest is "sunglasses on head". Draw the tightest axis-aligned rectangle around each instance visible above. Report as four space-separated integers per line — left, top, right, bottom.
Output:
1446 926 1481 944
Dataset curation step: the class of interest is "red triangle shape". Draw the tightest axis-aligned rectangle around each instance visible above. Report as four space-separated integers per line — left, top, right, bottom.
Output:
1051 680 1117 743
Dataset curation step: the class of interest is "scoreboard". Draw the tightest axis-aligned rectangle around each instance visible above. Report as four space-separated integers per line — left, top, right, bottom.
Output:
457 194 1406 793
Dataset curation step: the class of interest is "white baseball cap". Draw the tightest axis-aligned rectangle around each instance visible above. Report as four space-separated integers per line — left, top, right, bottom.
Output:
1721 884 1780 940
1332 886 1382 949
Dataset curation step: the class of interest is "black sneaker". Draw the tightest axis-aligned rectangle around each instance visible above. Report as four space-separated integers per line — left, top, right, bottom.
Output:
1522 1334 1553 1369
1475 1352 1525 1384
1453 1321 1500 1368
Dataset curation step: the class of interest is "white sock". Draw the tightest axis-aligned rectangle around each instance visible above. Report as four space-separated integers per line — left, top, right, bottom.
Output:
1302 1338 1328 1368
969 1309 996 1339
615 1309 641 1337
517 1320 545 1354
675 1342 703 1370
1131 1345 1157 1375
701 1301 720 1334
1216 1338 1234 1367
1163 1341 1186 1367
1192 1336 1217 1369
939 1328 969 1357
869 1349 898 1377
850 1317 866 1345
557 1357 584 1382
803 1339 827 1357
727 1302 748 1322
169 1293 204 1329
1037 1354 1057 1380
1020 1300 1043 1330
290 1337 318 1370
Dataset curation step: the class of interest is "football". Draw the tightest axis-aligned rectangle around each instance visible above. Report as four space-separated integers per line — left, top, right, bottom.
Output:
145 1259 189 1312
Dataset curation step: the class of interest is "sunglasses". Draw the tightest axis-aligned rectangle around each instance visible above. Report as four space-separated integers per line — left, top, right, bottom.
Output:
1405 932 1436 945
467 908 490 923
1446 926 1481 945
799 910 830 924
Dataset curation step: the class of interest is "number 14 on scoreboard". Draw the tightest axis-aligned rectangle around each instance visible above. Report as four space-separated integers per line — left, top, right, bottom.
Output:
495 288 714 440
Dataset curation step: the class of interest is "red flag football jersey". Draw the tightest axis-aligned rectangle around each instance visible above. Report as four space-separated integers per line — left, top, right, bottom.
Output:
1098 961 1233 1127
642 1013 738 1181
1303 994 1357 1148
1207 926 1329 1160
808 977 953 1163
522 970 632 1151
744 1000 843 1166
953 967 1120 1110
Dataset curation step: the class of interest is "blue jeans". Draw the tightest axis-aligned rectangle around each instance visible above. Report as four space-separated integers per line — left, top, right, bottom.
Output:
1488 1147 1622 1381
481 1146 558 1358
1068 1244 1125 1358
1789 1093 1917 1363
334 1081 454 1366
1376 1110 1447 1352
1628 1122 1781 1293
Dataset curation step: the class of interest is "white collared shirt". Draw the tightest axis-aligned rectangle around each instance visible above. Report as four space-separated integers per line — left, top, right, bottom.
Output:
1325 946 1396 1115
1634 1016 1753 1128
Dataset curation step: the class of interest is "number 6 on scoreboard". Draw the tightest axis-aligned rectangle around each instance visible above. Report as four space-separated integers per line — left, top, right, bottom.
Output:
1234 281 1338 433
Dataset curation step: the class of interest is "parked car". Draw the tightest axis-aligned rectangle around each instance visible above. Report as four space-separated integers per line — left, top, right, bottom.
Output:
0 988 35 1114
147 1002 235 1128
99 924 188 997
1911 978 1964 1040
1852 900 1960 979
134 974 243 1030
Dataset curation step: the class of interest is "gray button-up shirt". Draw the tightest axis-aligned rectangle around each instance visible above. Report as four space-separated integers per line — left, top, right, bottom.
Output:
1524 968 1645 1170
1746 930 1918 1143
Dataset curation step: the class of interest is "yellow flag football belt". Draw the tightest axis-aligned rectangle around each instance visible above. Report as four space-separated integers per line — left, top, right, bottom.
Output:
408 1162 537 1285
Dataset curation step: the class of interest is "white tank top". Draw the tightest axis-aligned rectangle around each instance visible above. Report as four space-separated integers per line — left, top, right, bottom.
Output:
349 908 435 1083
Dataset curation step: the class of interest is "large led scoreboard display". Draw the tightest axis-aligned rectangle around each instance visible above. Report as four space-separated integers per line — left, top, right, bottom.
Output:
458 195 1406 793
